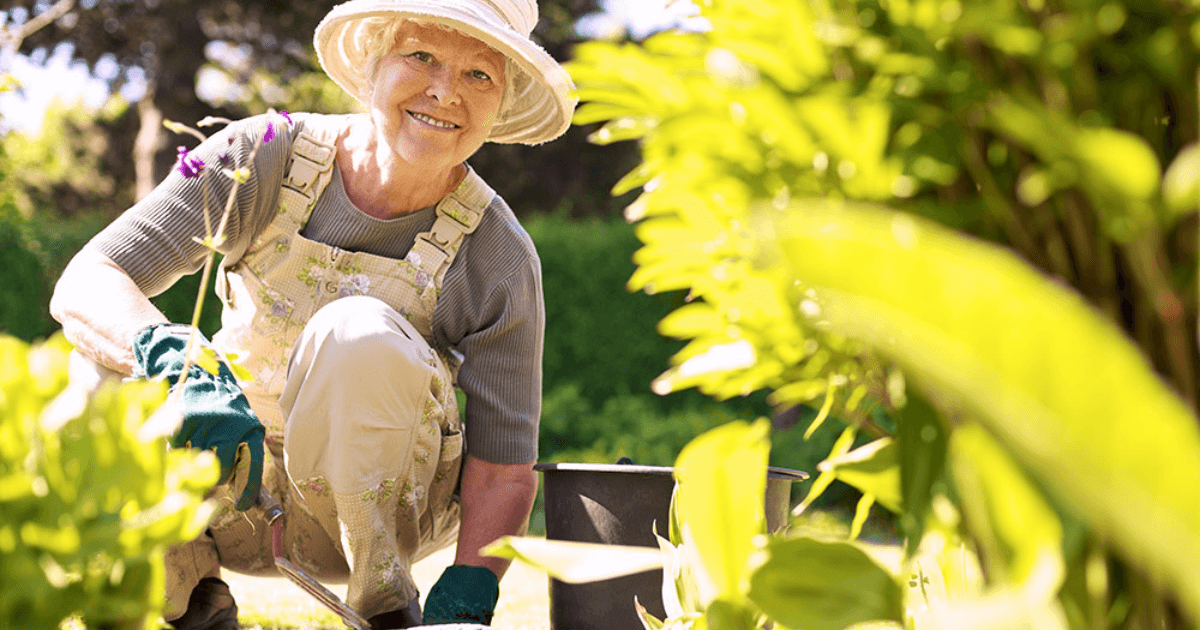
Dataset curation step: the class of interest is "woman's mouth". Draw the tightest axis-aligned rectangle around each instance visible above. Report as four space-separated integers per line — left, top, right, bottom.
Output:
409 111 459 129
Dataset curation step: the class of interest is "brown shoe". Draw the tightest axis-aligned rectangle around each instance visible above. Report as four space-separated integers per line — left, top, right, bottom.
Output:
167 577 239 630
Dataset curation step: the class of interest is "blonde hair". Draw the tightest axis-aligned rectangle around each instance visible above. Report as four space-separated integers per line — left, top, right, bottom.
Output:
358 16 516 114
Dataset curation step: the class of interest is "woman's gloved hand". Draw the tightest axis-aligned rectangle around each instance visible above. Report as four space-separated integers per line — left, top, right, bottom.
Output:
421 565 500 625
132 323 264 511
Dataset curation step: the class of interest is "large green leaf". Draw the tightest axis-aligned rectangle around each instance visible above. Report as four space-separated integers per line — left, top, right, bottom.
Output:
747 536 903 630
673 419 770 604
764 200 1200 619
896 393 947 555
950 424 1064 590
483 537 664 584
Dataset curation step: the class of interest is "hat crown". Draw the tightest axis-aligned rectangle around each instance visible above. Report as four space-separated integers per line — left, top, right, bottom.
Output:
477 0 537 37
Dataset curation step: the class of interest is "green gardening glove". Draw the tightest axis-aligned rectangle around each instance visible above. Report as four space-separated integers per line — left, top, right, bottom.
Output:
132 324 264 511
422 565 500 625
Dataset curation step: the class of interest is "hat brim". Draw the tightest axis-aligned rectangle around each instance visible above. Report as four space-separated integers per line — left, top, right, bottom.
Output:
316 2 577 145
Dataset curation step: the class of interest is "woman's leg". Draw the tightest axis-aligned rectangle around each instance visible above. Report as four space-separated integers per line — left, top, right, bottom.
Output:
277 296 461 620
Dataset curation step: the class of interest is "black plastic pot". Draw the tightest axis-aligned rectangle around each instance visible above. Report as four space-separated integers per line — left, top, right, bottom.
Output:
534 462 808 630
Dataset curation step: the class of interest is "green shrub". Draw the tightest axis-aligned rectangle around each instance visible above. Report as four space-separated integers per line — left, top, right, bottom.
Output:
529 213 691 409
0 207 109 343
0 206 55 341
0 333 217 630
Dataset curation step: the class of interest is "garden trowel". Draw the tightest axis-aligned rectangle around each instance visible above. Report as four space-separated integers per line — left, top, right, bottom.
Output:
255 487 373 630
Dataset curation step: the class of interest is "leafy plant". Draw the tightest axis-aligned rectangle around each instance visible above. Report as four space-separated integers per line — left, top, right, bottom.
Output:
558 0 1200 627
490 420 903 630
0 333 217 630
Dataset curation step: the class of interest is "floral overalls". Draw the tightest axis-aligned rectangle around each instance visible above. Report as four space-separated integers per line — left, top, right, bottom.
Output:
174 115 493 617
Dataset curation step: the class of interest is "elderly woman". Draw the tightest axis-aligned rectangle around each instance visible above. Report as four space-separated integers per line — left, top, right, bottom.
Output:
49 0 575 628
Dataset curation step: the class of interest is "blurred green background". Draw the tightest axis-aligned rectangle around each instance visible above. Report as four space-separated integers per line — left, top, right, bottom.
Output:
0 0 852 528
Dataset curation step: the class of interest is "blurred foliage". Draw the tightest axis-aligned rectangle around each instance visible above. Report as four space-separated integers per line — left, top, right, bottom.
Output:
0 203 54 341
0 97 134 219
570 0 1199 411
0 333 217 630
2 0 642 219
568 0 1200 627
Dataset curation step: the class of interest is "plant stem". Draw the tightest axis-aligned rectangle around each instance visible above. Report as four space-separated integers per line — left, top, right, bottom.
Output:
1125 236 1197 410
961 132 1045 269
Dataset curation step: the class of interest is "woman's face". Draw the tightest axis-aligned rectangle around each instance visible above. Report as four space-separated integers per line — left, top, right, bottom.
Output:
369 21 506 172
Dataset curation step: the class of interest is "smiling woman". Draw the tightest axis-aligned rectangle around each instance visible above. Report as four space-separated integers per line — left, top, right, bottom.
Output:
345 22 509 217
47 1 577 629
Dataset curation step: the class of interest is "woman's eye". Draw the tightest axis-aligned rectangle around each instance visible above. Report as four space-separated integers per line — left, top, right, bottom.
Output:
469 69 492 82
410 51 433 63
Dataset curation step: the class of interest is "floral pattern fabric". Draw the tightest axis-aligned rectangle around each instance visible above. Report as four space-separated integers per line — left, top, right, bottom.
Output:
164 122 493 620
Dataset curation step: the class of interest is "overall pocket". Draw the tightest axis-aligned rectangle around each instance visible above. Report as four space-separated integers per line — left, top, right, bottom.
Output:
425 427 464 540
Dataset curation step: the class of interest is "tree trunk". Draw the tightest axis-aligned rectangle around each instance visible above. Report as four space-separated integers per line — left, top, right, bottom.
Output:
133 84 162 202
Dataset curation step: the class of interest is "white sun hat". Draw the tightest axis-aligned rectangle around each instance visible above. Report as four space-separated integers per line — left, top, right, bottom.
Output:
315 0 578 145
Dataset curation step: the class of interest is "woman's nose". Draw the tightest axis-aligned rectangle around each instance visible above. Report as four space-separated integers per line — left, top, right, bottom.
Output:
426 66 460 104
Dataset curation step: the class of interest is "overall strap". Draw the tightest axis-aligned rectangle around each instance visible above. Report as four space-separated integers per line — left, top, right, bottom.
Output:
408 167 496 281
277 117 344 228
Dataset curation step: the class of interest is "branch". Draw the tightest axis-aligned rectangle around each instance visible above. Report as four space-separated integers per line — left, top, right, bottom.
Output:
0 0 77 56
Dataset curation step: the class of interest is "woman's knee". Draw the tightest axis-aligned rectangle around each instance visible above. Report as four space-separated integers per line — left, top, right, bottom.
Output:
297 296 433 373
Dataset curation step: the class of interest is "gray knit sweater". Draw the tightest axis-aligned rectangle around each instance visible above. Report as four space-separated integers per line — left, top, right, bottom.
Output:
90 113 542 464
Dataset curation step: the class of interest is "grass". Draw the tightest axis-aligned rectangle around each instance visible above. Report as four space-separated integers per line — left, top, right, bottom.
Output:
227 543 551 630
225 509 904 630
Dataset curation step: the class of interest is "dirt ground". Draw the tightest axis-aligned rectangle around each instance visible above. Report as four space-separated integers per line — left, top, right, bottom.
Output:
224 544 552 630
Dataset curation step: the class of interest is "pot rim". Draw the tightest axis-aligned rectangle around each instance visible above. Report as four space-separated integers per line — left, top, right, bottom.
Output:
533 462 809 481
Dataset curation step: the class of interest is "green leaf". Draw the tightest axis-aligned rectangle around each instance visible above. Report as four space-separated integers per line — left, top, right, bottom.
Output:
818 437 901 513
793 426 856 515
896 393 946 555
802 381 836 440
655 524 703 618
635 597 666 630
590 116 659 144
225 361 255 383
483 536 664 584
747 536 903 630
950 424 1063 589
1162 143 1200 220
674 419 770 604
658 303 726 340
1074 127 1161 202
849 493 875 541
704 597 759 630
766 200 1200 619
190 345 222 376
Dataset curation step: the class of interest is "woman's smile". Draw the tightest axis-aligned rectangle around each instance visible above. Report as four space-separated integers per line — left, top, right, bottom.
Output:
408 110 460 130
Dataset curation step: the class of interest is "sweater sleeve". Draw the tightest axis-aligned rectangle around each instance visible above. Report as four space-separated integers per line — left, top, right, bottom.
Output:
90 114 294 297
450 253 544 464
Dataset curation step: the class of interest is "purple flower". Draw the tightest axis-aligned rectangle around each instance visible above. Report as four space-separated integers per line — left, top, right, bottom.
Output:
175 146 205 179
262 111 294 145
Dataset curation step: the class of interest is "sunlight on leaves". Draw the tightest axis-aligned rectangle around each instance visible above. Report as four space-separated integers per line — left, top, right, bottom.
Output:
817 437 901 513
674 419 770 605
765 200 1200 619
484 537 664 584
747 536 903 630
